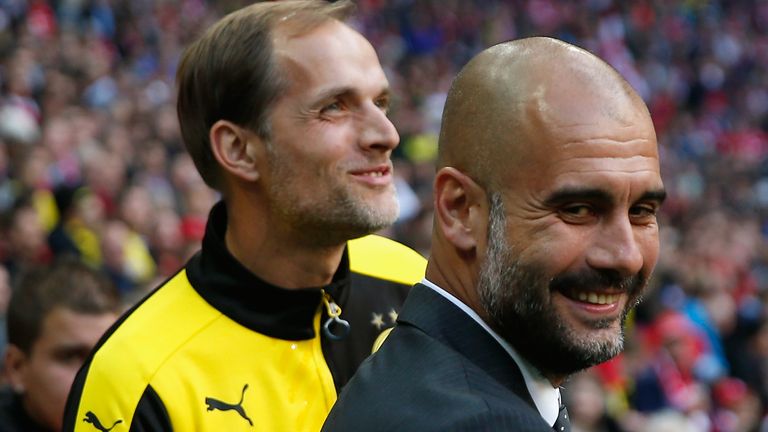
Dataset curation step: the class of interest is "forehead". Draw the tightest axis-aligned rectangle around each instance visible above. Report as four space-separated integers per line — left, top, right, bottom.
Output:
509 90 662 195
272 20 388 95
521 147 662 208
544 151 663 200
34 308 116 351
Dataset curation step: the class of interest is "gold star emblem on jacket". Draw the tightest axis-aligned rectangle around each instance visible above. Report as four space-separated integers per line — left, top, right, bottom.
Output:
371 313 385 330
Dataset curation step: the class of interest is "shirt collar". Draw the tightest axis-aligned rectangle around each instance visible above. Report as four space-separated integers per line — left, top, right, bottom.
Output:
185 200 351 340
421 278 560 427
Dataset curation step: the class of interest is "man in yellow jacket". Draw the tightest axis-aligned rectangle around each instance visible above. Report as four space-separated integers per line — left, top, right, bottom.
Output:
63 1 425 430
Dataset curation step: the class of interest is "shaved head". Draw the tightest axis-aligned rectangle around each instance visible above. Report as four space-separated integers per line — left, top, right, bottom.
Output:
437 37 652 192
430 37 663 384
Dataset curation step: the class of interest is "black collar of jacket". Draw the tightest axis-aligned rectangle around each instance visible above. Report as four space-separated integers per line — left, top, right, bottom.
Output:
185 201 351 341
397 283 539 411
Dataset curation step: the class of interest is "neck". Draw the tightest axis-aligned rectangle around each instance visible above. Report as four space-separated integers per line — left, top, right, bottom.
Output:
544 373 566 388
224 200 347 289
428 245 567 389
425 245 485 319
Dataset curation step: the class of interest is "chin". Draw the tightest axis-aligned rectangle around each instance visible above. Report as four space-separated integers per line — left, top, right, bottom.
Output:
353 196 399 228
569 329 625 367
498 312 627 378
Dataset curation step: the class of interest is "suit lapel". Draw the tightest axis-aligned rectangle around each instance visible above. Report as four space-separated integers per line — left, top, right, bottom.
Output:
397 284 538 411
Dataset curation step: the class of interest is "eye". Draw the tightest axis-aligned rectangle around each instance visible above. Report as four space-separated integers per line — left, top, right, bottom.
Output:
629 204 659 222
52 347 91 366
374 96 390 113
559 204 596 222
563 204 592 216
320 101 342 114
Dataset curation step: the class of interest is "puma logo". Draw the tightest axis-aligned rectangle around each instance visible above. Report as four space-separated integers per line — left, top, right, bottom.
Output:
205 383 253 426
83 411 123 431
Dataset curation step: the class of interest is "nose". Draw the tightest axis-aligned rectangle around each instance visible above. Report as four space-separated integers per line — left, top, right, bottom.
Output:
585 215 645 277
358 103 399 153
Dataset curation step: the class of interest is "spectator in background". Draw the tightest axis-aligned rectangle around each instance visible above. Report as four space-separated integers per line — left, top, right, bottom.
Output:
0 195 50 285
726 312 768 426
710 377 762 432
632 311 712 425
48 185 104 268
99 218 153 294
563 372 624 432
148 206 185 278
0 258 120 432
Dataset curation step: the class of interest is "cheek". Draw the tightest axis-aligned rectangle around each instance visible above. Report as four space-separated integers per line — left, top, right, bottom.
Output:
514 228 587 274
638 228 661 272
19 359 73 428
272 140 344 178
27 357 79 396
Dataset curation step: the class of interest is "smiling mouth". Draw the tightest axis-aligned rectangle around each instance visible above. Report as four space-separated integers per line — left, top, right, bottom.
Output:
351 166 390 176
358 170 387 177
560 288 623 306
570 290 620 305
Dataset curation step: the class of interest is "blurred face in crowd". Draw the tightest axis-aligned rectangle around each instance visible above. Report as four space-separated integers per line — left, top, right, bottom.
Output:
263 20 400 243
8 205 46 261
477 81 665 380
565 373 607 428
6 307 117 431
120 184 154 236
75 189 105 228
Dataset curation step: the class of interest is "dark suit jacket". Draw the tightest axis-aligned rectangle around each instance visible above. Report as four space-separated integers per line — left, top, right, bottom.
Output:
322 283 554 432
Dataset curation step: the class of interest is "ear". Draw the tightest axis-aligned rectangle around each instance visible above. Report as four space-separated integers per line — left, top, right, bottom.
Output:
433 167 487 252
209 120 264 183
4 345 27 393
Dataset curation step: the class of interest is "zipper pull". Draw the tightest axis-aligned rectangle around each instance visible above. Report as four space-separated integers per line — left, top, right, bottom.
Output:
321 290 350 341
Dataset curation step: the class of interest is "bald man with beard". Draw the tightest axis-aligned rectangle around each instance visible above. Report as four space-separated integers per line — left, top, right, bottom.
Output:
322 37 666 432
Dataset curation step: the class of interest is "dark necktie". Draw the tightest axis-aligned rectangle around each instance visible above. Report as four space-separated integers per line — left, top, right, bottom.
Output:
552 403 571 432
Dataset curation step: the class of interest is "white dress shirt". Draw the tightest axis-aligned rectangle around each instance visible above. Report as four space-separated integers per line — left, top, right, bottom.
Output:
421 278 560 427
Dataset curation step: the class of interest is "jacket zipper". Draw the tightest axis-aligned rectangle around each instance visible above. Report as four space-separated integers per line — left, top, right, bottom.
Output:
320 289 350 341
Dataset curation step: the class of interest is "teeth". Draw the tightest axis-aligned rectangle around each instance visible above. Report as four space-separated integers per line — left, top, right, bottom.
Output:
574 291 619 305
362 171 384 177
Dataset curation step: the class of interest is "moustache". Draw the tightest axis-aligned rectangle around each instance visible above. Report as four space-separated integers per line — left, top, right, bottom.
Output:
549 269 645 295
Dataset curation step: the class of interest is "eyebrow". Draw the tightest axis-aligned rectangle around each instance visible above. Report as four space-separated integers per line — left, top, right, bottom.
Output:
311 86 390 106
543 187 667 207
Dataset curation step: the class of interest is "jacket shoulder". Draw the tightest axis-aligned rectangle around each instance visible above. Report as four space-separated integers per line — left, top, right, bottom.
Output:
347 235 426 285
64 269 220 430
324 323 552 432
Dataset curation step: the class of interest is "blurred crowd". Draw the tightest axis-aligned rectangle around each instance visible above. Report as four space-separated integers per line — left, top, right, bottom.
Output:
0 0 765 431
